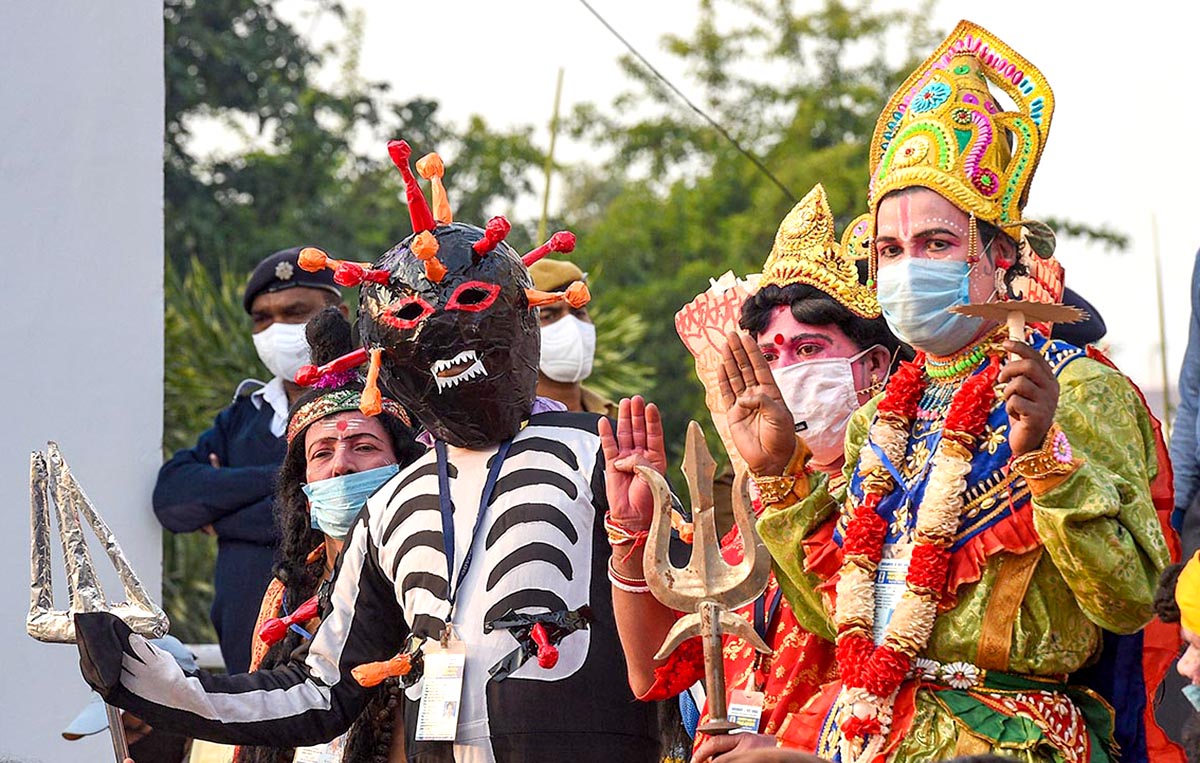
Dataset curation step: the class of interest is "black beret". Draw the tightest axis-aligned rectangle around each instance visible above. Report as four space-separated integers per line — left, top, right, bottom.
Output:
242 246 341 314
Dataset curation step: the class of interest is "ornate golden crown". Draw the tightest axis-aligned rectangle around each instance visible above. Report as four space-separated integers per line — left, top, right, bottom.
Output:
868 20 1055 232
759 184 880 319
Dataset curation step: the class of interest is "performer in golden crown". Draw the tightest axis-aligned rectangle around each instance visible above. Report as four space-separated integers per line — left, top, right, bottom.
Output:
716 20 1173 762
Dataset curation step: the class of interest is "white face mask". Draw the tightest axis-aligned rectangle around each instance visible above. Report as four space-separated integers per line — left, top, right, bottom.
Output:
252 321 311 382
771 347 875 470
539 314 596 383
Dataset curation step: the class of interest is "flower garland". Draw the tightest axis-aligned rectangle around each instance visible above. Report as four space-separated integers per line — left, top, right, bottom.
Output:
832 351 999 763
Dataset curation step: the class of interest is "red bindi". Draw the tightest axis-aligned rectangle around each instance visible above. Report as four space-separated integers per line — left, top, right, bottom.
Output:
774 334 785 346
336 420 349 432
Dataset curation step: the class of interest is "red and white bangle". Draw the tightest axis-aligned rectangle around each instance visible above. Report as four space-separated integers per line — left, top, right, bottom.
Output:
608 557 651 594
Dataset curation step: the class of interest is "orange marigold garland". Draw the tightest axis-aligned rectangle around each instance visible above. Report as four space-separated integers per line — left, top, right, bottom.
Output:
832 353 999 762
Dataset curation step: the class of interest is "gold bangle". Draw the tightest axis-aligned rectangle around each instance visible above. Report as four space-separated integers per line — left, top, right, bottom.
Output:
751 435 810 506
751 473 800 505
1010 424 1080 484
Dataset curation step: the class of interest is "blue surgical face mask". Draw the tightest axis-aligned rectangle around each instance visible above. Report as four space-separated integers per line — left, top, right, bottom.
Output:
302 464 400 539
875 258 984 356
1183 683 1200 712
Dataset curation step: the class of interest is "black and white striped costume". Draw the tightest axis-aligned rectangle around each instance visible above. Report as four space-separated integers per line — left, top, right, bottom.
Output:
76 412 661 762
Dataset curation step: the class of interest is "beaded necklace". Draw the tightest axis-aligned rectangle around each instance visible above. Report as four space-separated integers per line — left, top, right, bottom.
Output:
831 352 999 762
924 328 1006 380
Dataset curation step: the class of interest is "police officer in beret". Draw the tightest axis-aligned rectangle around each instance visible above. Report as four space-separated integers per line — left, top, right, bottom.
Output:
153 247 345 673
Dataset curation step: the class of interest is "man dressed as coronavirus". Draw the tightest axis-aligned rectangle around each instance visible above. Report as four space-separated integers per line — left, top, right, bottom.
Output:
72 141 668 763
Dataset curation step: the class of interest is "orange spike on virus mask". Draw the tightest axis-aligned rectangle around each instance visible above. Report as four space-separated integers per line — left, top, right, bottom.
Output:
412 231 448 283
416 152 453 224
359 348 383 417
524 280 590 309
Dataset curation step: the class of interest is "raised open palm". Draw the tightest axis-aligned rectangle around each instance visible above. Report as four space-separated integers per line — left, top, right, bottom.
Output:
717 331 797 476
598 395 668 532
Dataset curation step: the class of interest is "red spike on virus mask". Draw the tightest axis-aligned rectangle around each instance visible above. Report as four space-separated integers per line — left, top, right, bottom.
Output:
387 140 436 234
522 231 577 267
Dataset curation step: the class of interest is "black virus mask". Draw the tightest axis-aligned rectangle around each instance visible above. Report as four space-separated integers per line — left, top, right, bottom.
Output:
292 140 585 449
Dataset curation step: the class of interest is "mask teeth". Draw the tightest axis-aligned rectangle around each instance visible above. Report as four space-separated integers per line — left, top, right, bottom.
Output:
359 348 383 416
525 281 590 309
294 347 370 387
387 140 436 234
415 152 453 224
522 230 577 267
473 216 512 255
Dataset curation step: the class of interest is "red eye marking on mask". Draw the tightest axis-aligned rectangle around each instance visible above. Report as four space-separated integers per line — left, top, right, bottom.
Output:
381 295 434 330
445 280 500 312
774 334 786 346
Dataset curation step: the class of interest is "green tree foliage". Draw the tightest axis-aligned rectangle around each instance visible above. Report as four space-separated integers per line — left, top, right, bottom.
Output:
161 0 555 643
162 0 1124 643
162 258 260 642
563 0 938 459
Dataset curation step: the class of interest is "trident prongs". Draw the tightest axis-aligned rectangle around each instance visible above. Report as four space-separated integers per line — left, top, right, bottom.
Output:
636 421 771 735
27 442 168 644
28 442 169 762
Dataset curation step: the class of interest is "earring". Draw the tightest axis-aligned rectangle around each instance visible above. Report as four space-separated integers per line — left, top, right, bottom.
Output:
864 371 884 396
966 213 980 265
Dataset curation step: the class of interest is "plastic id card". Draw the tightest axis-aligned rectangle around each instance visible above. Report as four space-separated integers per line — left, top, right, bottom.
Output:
415 639 466 742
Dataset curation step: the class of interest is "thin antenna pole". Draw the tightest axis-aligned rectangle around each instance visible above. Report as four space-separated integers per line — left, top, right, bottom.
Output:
1152 213 1174 435
537 68 565 245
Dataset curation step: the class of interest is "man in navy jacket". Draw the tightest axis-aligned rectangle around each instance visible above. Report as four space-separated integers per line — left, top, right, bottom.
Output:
153 247 343 673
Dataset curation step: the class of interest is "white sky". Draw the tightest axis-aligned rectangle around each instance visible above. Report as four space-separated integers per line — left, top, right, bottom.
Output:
256 0 1200 413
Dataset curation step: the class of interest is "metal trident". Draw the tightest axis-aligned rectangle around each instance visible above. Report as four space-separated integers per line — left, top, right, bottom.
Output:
636 421 771 734
28 442 169 761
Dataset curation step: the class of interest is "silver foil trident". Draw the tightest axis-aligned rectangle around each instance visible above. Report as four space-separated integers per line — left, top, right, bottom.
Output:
636 421 771 735
28 441 169 761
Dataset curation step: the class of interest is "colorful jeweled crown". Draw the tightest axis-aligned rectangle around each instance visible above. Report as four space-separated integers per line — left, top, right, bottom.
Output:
758 184 880 319
868 20 1055 232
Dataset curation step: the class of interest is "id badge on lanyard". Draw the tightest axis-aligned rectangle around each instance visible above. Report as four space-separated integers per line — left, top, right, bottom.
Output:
413 439 511 742
872 544 911 645
727 587 782 732
415 633 468 742
292 733 349 762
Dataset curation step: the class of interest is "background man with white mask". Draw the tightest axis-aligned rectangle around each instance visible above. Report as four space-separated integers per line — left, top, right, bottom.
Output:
153 246 344 673
529 257 618 417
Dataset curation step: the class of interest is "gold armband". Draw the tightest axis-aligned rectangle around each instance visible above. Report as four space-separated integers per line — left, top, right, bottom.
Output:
751 435 811 506
1010 424 1081 494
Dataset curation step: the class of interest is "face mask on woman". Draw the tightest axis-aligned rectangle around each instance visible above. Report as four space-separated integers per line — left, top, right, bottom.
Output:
539 315 597 383
302 464 400 539
1184 683 1200 712
252 321 312 381
771 346 880 470
876 259 984 356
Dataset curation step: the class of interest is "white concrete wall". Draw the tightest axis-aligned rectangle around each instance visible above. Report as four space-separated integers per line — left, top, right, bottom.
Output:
0 2 163 761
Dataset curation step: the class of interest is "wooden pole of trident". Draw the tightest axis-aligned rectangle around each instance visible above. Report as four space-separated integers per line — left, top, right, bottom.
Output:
636 422 772 734
27 442 170 762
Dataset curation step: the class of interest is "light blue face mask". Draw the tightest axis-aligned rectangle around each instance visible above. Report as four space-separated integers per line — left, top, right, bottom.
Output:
302 464 400 539
875 258 985 356
1183 682 1200 712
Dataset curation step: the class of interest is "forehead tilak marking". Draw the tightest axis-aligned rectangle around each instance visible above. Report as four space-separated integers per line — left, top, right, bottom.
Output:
319 418 363 433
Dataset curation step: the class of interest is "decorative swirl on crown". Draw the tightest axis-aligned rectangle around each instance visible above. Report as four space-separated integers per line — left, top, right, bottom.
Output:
867 20 1055 232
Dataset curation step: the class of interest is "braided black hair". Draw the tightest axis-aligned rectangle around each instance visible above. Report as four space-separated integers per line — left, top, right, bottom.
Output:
239 307 421 763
